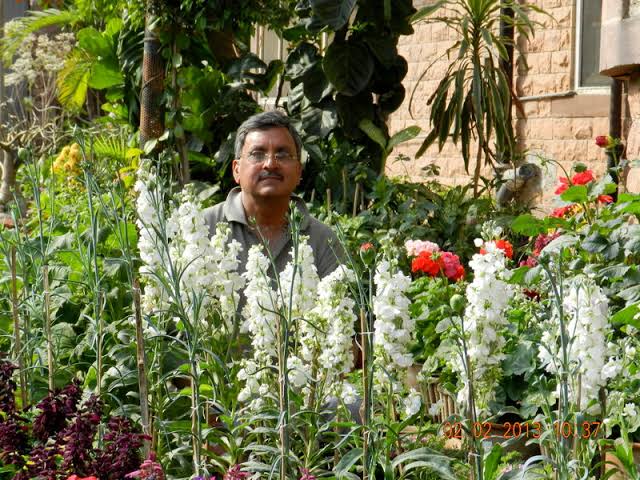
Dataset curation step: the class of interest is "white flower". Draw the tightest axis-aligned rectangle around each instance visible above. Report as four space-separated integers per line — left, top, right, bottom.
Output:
340 382 358 405
428 399 443 417
373 260 414 373
538 275 617 409
403 389 422 418
452 245 513 411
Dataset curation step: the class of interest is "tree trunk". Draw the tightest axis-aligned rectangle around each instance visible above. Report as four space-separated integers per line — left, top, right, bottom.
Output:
139 14 164 149
0 150 25 216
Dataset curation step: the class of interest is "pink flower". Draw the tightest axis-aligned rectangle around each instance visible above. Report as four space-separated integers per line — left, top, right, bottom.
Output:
224 465 249 480
440 251 465 281
360 242 374 252
299 468 317 480
125 453 164 480
404 239 440 257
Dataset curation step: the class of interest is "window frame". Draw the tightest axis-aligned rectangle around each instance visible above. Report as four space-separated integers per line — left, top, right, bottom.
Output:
574 0 611 93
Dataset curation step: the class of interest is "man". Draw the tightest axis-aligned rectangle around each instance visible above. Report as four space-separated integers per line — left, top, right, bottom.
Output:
203 110 342 278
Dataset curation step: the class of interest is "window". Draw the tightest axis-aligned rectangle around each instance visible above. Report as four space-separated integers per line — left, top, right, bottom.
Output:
575 0 611 88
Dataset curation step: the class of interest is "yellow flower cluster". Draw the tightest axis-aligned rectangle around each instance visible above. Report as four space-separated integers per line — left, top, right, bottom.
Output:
52 143 82 177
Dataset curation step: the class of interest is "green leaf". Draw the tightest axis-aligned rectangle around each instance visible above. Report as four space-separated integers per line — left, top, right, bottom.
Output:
323 41 374 96
611 303 640 328
503 342 534 377
511 214 545 236
301 103 338 138
387 126 421 151
483 444 503 480
560 185 588 203
309 0 357 30
57 50 91 111
358 119 387 151
89 62 123 89
77 27 112 57
334 448 363 477
411 0 446 23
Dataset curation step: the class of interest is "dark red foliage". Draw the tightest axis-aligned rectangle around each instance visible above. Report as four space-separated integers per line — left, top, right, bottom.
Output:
94 417 145 480
33 380 83 442
60 395 104 476
0 361 18 415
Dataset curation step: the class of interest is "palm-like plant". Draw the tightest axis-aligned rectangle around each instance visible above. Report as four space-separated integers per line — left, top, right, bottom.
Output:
411 0 543 196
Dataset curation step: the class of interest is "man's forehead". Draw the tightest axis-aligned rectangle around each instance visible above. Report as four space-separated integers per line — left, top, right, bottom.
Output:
244 127 294 143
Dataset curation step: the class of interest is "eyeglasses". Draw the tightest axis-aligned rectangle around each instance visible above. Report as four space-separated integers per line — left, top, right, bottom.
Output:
244 151 297 165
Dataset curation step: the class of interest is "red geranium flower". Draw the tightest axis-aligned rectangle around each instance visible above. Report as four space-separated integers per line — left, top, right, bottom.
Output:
555 176 570 195
550 205 575 218
571 170 594 185
411 251 440 277
595 135 615 149
597 194 613 204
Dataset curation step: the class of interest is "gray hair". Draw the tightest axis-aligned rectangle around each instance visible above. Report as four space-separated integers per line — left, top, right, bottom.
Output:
234 110 303 161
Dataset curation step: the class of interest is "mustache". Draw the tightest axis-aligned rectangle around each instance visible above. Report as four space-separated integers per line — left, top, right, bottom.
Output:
258 172 283 180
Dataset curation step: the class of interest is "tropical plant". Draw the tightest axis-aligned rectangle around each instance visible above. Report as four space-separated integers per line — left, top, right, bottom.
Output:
411 0 543 196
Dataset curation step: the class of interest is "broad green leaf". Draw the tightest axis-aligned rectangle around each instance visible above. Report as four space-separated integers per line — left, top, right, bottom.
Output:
89 62 123 89
511 214 545 236
388 126 421 151
323 41 374 96
77 27 112 57
57 50 91 111
611 303 640 328
309 0 357 30
358 119 387 151
560 185 588 203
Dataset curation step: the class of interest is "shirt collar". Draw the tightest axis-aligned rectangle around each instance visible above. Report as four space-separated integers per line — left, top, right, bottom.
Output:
223 187 311 230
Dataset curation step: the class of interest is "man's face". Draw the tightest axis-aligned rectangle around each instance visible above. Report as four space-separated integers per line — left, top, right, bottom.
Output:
232 127 302 199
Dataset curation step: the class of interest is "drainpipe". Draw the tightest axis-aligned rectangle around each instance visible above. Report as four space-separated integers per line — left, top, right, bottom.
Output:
500 2 515 163
608 78 623 200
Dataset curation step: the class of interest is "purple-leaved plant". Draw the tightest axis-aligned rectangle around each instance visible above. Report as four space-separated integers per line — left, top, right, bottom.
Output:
94 416 145 480
0 361 17 414
59 395 103 477
33 380 83 442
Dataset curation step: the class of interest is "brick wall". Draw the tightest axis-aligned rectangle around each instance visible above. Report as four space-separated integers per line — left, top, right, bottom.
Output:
387 1 617 206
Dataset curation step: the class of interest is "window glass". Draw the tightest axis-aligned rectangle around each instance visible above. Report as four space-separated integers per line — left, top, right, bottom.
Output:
578 0 611 87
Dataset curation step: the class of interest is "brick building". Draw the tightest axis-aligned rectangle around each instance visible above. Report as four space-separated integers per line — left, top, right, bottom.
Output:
387 0 640 198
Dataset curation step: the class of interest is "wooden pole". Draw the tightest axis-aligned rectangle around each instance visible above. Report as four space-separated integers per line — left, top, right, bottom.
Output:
133 278 151 455
10 247 27 406
43 264 54 391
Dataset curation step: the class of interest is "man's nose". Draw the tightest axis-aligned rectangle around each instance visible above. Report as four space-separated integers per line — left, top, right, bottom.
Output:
262 154 279 168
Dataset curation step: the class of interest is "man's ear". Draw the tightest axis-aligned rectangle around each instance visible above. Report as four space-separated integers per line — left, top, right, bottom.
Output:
232 158 240 183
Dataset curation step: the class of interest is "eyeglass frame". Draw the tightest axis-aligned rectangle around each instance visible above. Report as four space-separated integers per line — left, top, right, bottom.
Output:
242 150 299 165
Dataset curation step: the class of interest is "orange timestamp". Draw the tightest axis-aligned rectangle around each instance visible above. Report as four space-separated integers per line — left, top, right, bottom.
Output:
442 421 602 440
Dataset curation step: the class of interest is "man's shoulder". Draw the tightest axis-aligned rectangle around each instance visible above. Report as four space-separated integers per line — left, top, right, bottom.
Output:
203 201 226 227
305 213 338 242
